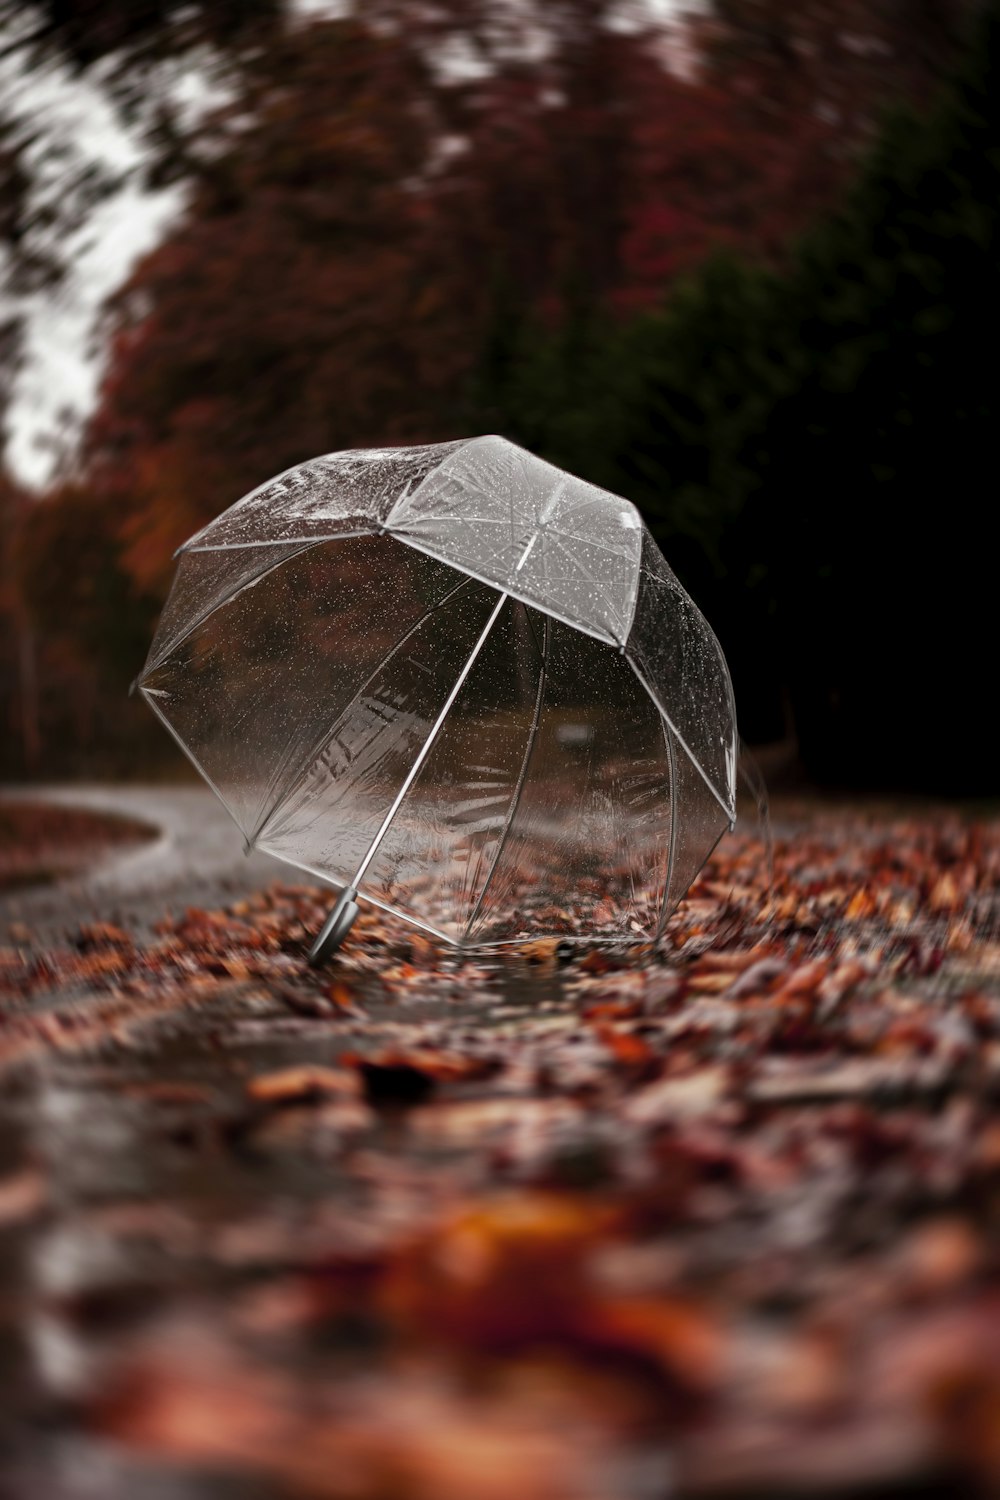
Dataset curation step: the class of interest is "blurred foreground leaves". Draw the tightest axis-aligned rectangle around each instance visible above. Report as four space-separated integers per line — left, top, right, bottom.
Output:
2 802 1000 1495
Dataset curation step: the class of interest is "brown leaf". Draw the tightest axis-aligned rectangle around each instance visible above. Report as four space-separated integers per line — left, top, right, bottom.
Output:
0 1168 45 1227
624 1067 729 1124
246 1066 358 1105
928 871 962 913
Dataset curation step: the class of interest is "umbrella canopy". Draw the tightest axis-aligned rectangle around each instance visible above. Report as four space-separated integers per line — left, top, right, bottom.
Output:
137 436 737 954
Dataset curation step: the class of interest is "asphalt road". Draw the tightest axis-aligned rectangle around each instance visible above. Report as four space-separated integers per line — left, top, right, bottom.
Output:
0 783 289 940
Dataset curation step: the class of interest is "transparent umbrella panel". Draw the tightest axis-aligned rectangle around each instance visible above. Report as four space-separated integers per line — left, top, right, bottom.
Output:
140 529 729 946
140 535 462 844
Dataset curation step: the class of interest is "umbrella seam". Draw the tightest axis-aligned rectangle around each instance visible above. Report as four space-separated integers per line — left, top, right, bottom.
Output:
183 530 372 553
655 723 680 942
661 821 730 941
382 434 484 532
622 544 645 643
462 608 549 945
389 531 622 648
175 455 323 554
178 440 469 554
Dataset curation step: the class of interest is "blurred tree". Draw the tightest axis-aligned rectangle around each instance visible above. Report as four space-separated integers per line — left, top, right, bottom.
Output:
8 482 159 774
408 0 667 302
0 473 40 774
84 6 680 595
610 255 790 743
86 17 463 595
695 0 971 121
473 256 791 741
0 0 286 103
16 485 155 676
5 0 989 779
759 0 1000 790
90 0 968 599
496 1 998 784
622 0 974 301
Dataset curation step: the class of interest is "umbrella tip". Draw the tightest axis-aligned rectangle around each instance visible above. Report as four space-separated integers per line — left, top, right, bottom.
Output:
308 887 359 967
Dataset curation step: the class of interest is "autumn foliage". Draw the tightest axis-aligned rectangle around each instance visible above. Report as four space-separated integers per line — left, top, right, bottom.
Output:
1 0 992 783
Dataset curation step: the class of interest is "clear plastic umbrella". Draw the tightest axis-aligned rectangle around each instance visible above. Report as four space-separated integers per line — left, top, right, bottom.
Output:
137 436 737 961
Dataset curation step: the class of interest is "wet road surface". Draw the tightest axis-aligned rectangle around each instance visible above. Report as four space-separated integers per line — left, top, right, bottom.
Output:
1 784 287 942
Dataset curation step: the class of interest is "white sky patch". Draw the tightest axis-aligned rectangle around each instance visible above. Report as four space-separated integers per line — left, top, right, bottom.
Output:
7 178 184 488
0 30 196 489
294 0 352 14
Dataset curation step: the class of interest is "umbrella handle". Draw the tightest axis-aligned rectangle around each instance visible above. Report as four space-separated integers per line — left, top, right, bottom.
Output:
308 886 359 966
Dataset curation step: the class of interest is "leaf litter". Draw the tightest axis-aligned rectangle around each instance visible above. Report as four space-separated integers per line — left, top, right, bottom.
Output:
1 801 999 1497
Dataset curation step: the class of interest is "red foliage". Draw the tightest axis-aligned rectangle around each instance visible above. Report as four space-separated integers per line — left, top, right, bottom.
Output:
77 2 964 596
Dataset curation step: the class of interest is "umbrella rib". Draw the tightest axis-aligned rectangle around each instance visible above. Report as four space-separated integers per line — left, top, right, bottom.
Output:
625 656 737 823
349 590 510 890
251 575 473 847
462 610 549 944
139 685 247 835
141 539 323 682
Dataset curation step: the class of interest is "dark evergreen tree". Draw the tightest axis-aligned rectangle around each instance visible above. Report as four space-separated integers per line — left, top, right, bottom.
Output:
762 1 1000 790
484 3 999 784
